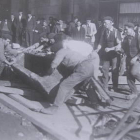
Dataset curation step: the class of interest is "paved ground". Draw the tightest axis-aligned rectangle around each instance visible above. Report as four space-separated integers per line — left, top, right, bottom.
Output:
0 102 48 140
0 73 140 140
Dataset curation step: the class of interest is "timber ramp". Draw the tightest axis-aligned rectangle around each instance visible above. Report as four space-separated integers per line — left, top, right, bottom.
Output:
0 79 140 140
1 52 140 140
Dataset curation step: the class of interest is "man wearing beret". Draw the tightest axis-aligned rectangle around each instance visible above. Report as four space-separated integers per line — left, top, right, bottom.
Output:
96 16 121 92
120 22 140 99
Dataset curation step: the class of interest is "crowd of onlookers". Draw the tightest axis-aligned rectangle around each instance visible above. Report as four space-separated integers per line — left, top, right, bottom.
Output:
1 9 140 112
0 11 101 48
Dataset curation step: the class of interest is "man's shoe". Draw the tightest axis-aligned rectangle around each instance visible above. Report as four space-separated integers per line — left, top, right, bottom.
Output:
126 94 138 100
105 98 113 106
110 87 119 92
66 97 84 105
40 105 58 115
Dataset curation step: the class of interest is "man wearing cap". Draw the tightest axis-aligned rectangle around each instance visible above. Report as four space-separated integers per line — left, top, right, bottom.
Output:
41 20 50 38
96 16 121 92
82 18 97 45
49 33 72 53
23 34 50 54
68 16 79 36
120 22 140 99
26 12 36 47
0 34 15 77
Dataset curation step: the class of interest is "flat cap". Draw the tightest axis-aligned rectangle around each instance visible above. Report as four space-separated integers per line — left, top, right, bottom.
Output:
103 16 114 22
3 34 12 41
47 33 56 39
124 22 134 28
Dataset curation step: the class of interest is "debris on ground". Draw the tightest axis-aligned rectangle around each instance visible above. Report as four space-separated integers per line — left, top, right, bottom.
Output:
18 132 24 137
0 101 50 140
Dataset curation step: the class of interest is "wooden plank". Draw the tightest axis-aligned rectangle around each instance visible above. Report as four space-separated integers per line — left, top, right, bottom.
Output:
108 91 129 99
108 76 140 85
0 86 28 95
114 116 139 140
0 86 40 98
8 94 44 110
12 63 63 97
0 94 81 140
107 94 140 140
0 80 29 88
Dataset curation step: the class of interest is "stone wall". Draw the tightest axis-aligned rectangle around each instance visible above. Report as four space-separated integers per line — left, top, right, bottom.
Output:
11 0 28 16
10 0 99 22
28 0 62 20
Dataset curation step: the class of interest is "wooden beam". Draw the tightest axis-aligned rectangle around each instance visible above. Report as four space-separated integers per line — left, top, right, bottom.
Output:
0 80 29 88
0 94 80 140
114 116 139 140
0 86 36 96
12 63 63 97
107 94 140 140
8 94 44 110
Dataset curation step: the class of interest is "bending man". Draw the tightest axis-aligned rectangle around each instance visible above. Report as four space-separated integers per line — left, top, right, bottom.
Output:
38 40 111 114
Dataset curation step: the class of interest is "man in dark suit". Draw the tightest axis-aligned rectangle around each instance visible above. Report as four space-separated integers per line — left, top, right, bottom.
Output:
15 11 26 45
40 20 50 37
68 16 78 36
53 20 67 34
33 18 42 44
26 12 35 47
71 21 85 41
10 14 16 43
0 18 12 38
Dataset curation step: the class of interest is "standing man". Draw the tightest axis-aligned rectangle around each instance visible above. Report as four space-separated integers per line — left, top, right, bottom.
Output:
71 21 85 41
0 18 11 38
26 12 35 47
33 18 42 44
120 23 140 99
10 14 16 43
48 17 55 33
53 20 67 34
40 20 50 37
96 16 121 92
68 16 79 36
82 18 97 46
16 11 26 45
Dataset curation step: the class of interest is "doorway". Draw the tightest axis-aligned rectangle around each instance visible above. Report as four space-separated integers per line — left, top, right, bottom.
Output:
99 1 119 27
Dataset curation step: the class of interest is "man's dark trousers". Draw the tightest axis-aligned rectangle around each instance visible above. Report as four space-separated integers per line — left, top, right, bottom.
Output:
26 30 33 47
102 52 119 90
126 57 138 94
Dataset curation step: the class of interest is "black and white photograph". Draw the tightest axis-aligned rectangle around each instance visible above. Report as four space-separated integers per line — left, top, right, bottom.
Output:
0 0 140 140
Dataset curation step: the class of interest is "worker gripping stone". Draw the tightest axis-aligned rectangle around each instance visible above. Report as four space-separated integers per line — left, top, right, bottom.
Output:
35 40 111 115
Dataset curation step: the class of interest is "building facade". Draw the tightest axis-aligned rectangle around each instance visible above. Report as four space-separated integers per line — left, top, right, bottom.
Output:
0 0 140 27
99 0 140 27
